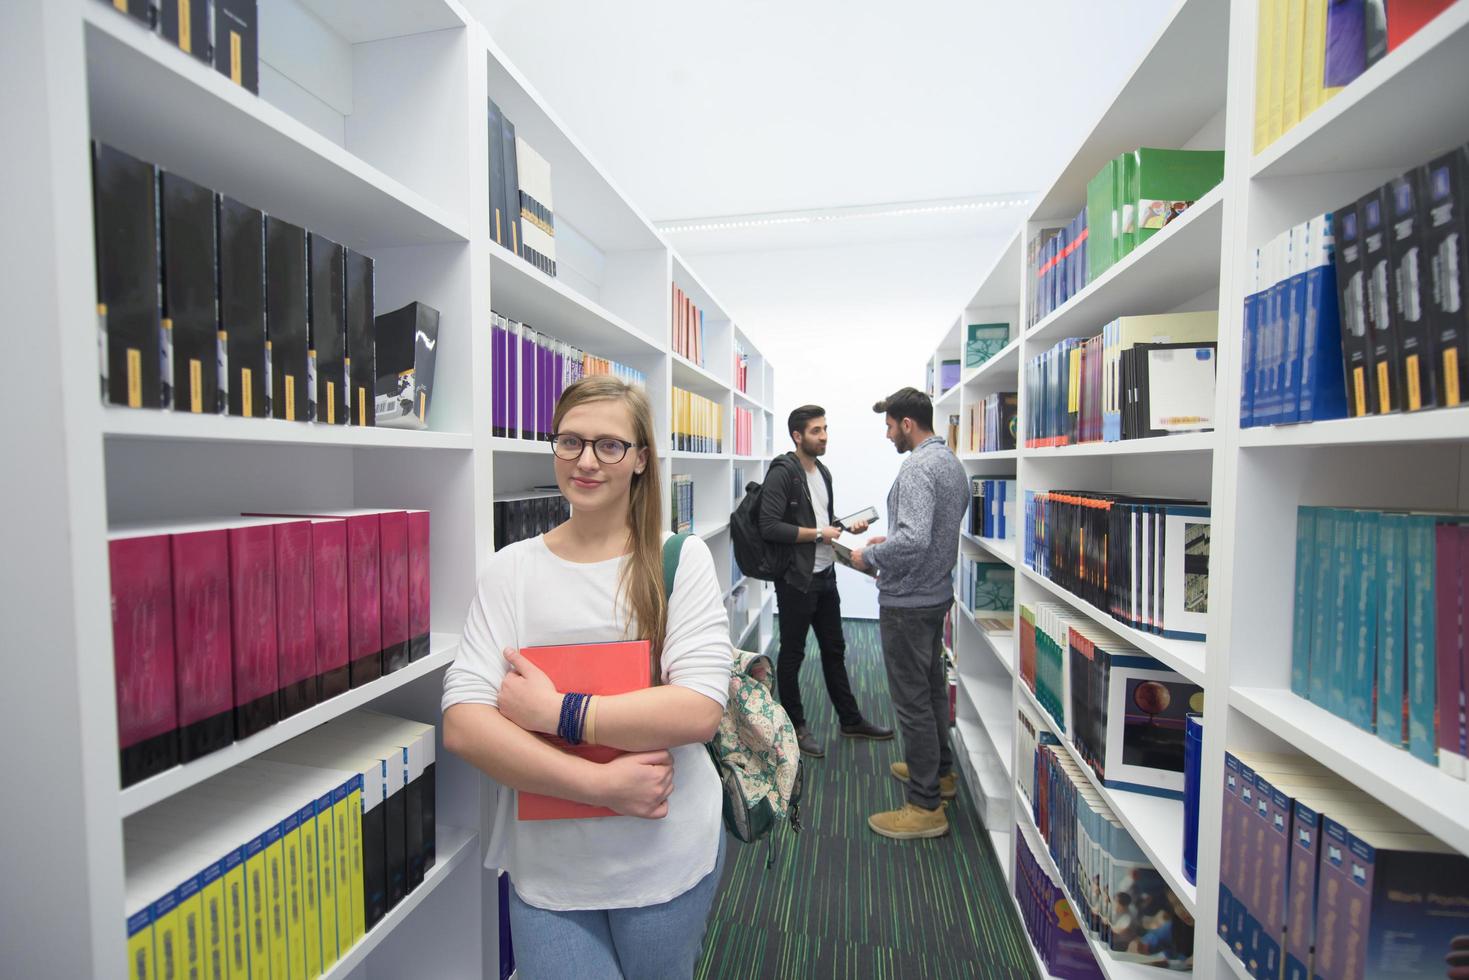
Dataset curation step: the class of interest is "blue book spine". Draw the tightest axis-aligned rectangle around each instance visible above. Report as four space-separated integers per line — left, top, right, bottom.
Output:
1292 507 1318 698
1241 292 1258 427
1405 514 1437 763
1328 511 1357 718
1348 510 1380 730
1377 514 1408 746
1309 509 1337 705
1266 278 1289 425
1299 263 1345 422
1283 272 1309 424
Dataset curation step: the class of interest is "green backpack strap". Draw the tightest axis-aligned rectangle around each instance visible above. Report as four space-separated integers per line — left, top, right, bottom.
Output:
662 532 691 600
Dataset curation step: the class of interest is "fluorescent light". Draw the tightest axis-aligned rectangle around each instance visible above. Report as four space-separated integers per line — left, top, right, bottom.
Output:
657 193 1034 234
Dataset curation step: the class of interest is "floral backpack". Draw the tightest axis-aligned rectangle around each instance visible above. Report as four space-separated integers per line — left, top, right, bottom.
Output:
663 534 803 845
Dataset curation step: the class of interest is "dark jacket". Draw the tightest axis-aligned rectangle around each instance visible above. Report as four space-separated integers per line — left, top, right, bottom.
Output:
757 452 836 592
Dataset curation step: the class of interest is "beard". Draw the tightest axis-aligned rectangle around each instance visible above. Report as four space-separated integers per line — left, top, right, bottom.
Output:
800 437 826 456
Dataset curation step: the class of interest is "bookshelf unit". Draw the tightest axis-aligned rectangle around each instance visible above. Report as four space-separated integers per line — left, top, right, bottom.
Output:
923 1 1469 977
2 1 775 974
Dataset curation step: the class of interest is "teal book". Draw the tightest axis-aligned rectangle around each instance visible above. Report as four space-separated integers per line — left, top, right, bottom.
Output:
1131 148 1226 249
1086 160 1117 282
965 323 1010 368
1292 507 1318 698
1328 510 1356 718
1376 513 1408 746
1346 510 1379 731
1405 514 1437 763
1308 508 1336 706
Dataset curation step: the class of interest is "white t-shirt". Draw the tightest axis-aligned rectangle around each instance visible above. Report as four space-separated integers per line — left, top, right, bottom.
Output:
441 533 732 911
807 467 834 573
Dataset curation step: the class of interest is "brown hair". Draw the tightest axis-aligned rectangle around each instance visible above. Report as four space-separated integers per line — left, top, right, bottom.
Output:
872 386 934 431
551 375 666 682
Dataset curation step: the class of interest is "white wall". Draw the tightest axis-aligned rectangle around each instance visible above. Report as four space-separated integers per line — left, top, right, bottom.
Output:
695 233 1008 617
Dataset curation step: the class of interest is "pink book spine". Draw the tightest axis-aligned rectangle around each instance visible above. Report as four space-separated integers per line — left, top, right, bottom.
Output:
170 529 233 757
274 520 316 716
1437 523 1465 776
378 511 410 673
312 520 350 697
346 514 382 685
109 534 178 783
407 511 431 660
228 524 278 734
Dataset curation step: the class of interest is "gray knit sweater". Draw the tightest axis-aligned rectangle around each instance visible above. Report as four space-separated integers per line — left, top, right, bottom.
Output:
865 435 971 608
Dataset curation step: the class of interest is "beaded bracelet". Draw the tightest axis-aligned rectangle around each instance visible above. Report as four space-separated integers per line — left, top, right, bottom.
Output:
559 692 595 745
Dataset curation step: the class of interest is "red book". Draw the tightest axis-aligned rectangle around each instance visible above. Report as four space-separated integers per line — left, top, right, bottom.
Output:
273 520 317 719
109 530 179 786
1387 0 1455 51
169 526 234 761
309 518 351 699
516 640 651 821
407 510 431 661
228 522 279 738
378 510 410 674
1438 522 1466 776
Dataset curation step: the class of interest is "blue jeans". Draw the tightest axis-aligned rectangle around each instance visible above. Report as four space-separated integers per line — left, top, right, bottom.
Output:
507 832 728 979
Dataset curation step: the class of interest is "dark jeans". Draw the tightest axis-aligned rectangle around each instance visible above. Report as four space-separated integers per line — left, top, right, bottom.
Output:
774 568 862 729
878 602 954 810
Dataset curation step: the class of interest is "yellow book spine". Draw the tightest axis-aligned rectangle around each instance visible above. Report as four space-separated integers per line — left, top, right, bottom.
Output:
221 852 250 980
1267 0 1289 143
198 866 228 980
243 840 270 980
314 799 340 970
1282 0 1307 131
282 822 307 980
298 807 323 980
347 784 366 944
152 891 182 980
263 830 288 980
1254 0 1277 153
127 909 156 980
175 879 205 980
1303 0 1331 111
331 790 354 955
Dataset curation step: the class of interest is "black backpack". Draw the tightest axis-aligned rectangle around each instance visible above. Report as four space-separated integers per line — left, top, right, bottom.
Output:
730 457 796 582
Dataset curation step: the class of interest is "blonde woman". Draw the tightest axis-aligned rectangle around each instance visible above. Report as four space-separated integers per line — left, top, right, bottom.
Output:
443 375 733 979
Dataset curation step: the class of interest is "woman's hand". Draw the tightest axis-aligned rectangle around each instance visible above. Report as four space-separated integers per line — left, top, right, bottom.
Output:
498 647 561 735
595 750 675 819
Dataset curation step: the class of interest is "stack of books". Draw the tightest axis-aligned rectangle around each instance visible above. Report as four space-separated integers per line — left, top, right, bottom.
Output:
1013 824 1105 979
670 475 694 533
493 492 570 552
734 407 754 456
1028 209 1089 327
672 285 706 366
733 339 750 392
966 322 1011 369
727 584 752 646
1290 506 1467 776
967 392 1018 453
959 558 1014 617
1219 749 1468 980
98 0 259 93
1084 148 1225 284
109 510 431 785
123 709 437 979
488 100 557 276
671 387 724 453
969 478 1017 540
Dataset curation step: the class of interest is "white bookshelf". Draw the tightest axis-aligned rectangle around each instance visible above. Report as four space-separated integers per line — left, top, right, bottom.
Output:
922 1 1469 977
2 0 775 974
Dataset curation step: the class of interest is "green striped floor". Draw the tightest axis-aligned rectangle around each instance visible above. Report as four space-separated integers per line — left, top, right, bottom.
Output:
696 618 1038 979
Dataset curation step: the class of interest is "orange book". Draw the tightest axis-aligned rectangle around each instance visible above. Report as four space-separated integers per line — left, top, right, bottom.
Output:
516 639 651 820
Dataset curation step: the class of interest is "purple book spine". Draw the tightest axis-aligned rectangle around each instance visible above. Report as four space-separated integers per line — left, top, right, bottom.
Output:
506 323 518 439
521 330 535 441
491 321 503 435
1324 0 1367 88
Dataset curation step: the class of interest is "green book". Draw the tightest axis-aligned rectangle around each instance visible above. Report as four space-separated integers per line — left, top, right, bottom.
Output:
1118 152 1137 258
1132 147 1225 248
965 323 1010 368
1086 159 1117 282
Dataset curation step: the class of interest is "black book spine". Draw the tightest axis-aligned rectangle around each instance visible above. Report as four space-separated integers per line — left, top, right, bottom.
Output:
404 777 425 891
161 170 220 415
1361 187 1401 414
501 115 522 261
1332 203 1375 416
1422 148 1469 408
159 0 210 64
1389 173 1437 410
421 761 436 872
362 801 387 930
385 788 407 910
345 249 376 426
265 217 309 422
309 233 347 425
218 195 267 418
487 100 508 248
93 142 166 410
212 0 260 93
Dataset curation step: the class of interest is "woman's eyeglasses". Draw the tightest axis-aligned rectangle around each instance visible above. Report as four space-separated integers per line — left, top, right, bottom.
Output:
551 433 640 465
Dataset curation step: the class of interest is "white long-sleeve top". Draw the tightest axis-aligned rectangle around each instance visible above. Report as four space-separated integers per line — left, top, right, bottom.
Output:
441 533 732 910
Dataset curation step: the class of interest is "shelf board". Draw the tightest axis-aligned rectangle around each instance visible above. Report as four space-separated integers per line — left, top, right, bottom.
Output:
953 717 1012 829
967 227 1023 311
1218 939 1253 980
83 5 468 250
489 436 553 456
1250 1 1469 180
487 244 662 359
731 454 766 463
962 531 1018 567
1237 405 1469 448
323 825 478 979
1019 566 1206 685
671 354 730 398
934 383 962 411
725 575 749 600
959 671 1015 781
698 521 731 539
1023 431 1217 458
972 618 1017 678
668 450 732 461
1231 687 1469 855
961 335 1023 392
100 407 474 451
1027 186 1224 350
732 388 769 413
120 638 460 817
1018 684 1197 914
958 449 1018 462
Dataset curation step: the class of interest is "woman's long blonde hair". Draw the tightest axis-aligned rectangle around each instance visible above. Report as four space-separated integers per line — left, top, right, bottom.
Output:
552 375 666 682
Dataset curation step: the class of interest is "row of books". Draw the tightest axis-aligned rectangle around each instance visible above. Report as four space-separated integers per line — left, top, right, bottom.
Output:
1012 822 1105 980
492 492 570 552
945 413 961 451
1290 507 1468 776
1025 490 1212 641
488 312 647 441
487 100 557 277
1253 0 1454 154
1335 145 1468 417
109 509 430 788
672 285 706 366
1021 703 1195 970
733 339 751 393
101 0 259 93
123 710 438 980
966 322 1010 369
671 387 725 453
93 143 442 429
1019 600 1203 798
967 392 1018 453
727 584 754 647
958 559 1015 616
671 474 694 533
1029 207 1089 328
733 407 754 456
1219 749 1468 980
969 477 1017 540
1084 149 1225 285
1025 312 1219 447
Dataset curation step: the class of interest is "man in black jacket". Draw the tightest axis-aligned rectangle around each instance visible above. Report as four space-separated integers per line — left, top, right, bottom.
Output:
758 405 892 757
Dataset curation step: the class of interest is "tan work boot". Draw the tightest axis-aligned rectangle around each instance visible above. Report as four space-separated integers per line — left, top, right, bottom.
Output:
868 801 950 839
889 762 958 800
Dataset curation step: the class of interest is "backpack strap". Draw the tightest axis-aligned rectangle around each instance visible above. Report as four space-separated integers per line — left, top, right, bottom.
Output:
662 532 690 600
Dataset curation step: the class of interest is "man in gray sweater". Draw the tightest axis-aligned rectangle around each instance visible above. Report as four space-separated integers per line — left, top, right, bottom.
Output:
850 387 970 839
